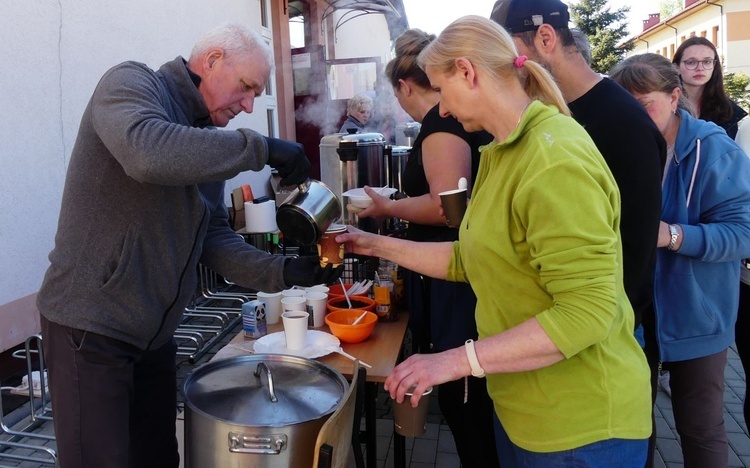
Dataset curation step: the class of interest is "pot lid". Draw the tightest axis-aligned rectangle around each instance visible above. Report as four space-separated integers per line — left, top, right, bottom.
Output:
183 354 347 427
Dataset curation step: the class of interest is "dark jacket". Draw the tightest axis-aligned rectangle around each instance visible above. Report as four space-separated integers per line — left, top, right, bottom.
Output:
37 57 288 350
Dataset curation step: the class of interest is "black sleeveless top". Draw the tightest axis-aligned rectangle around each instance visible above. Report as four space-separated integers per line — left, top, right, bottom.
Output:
402 105 493 242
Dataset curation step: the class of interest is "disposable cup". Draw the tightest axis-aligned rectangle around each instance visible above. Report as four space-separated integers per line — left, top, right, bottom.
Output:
439 188 468 228
281 288 305 298
306 285 330 294
256 291 282 325
393 386 434 437
305 291 329 328
282 311 309 350
317 224 347 267
281 296 307 313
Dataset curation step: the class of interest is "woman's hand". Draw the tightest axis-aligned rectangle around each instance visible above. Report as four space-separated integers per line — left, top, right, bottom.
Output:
356 186 392 220
384 348 465 407
335 226 379 257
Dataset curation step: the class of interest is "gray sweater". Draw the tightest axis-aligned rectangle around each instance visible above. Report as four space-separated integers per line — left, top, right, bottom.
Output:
37 57 288 350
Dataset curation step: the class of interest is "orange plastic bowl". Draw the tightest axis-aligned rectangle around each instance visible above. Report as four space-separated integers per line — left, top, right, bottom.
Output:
325 309 378 343
326 295 376 314
328 283 370 299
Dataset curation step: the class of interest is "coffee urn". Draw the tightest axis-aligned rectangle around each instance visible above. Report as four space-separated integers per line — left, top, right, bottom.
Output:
395 122 421 147
319 132 386 232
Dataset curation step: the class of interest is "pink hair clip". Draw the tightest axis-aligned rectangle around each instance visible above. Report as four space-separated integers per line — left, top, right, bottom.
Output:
513 55 528 69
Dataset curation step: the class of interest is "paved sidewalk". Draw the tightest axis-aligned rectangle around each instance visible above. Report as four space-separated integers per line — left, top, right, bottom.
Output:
2 337 750 467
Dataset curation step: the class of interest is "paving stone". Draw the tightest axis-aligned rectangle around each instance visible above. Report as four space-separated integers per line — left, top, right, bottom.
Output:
728 412 746 433
656 437 684 463
729 431 750 456
437 429 457 454
435 452 461 468
411 438 438 464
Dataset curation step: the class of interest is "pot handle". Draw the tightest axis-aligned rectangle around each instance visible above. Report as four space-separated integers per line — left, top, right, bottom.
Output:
228 432 287 455
253 362 278 402
298 178 311 194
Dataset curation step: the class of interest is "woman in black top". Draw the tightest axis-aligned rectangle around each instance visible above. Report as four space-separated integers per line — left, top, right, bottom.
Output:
355 29 497 468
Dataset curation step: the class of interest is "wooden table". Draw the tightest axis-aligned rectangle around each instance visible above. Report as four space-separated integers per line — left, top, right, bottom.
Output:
223 312 410 468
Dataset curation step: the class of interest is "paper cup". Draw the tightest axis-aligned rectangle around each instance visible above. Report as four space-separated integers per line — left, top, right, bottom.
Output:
306 284 330 294
317 224 347 267
282 311 309 350
439 188 468 228
256 291 282 325
281 296 307 313
281 288 305 298
393 386 434 437
305 291 329 328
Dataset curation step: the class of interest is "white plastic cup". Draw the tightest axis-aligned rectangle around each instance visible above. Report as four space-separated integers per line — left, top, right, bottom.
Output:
256 291 282 325
306 285 330 295
281 296 307 313
281 288 305 298
282 311 309 350
305 291 329 328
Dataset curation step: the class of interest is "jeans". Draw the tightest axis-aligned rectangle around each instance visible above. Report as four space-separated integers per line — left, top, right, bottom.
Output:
494 413 647 467
41 316 179 468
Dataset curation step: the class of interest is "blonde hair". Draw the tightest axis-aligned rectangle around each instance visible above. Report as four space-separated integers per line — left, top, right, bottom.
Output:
418 15 569 116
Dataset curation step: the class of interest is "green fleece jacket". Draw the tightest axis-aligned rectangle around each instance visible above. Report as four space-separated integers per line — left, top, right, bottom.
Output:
447 102 651 452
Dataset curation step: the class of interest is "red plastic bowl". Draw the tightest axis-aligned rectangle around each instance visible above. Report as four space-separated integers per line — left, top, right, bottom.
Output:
325 309 378 343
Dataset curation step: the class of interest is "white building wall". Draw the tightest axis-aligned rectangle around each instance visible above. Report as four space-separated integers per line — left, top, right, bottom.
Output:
0 0 273 306
330 12 392 65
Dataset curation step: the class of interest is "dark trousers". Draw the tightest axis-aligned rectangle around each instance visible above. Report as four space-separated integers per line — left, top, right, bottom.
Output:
642 312 728 468
438 376 501 468
735 281 750 426
41 316 179 468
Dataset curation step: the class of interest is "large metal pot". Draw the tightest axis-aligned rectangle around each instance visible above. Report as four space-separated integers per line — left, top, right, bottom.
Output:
183 354 348 468
275 179 342 246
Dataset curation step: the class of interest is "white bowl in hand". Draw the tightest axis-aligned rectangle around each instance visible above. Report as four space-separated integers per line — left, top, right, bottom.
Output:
342 187 397 208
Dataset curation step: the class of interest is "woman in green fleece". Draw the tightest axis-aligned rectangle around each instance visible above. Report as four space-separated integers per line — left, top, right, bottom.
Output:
337 15 651 467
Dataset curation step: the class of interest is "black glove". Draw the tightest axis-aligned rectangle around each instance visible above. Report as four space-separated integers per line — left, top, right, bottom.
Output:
283 256 344 287
264 137 311 186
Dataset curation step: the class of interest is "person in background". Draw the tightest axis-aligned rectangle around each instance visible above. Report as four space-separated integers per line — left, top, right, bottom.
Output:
570 28 592 66
339 15 651 466
36 23 342 468
611 53 750 468
339 92 374 133
734 119 750 430
672 36 747 139
354 28 498 468
490 0 665 336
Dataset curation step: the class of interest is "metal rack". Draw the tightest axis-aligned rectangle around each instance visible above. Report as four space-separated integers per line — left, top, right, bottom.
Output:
0 334 57 466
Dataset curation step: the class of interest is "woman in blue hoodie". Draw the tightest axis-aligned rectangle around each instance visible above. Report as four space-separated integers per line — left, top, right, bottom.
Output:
611 53 750 467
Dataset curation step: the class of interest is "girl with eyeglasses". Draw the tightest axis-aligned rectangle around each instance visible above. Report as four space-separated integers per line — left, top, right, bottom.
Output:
672 36 747 139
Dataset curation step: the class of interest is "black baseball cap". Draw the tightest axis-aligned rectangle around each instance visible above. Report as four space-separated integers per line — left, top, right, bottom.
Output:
490 0 571 33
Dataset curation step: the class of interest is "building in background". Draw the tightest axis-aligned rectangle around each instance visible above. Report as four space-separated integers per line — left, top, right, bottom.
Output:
626 0 750 76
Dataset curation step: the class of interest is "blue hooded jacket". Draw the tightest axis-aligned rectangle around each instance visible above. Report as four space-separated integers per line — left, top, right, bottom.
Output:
655 109 750 362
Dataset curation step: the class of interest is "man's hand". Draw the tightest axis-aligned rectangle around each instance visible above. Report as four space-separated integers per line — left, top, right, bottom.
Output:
283 256 344 287
264 137 311 186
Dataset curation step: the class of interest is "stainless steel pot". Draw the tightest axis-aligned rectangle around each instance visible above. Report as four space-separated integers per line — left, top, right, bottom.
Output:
183 354 348 468
275 179 342 246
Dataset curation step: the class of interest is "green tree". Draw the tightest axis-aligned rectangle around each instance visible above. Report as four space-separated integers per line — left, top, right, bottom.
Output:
660 0 682 19
570 0 635 74
724 72 750 114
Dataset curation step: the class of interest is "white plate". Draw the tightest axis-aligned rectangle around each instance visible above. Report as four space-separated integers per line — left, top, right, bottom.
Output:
253 330 341 359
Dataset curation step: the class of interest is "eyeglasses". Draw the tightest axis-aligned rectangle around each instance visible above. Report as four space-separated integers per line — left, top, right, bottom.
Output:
681 59 716 70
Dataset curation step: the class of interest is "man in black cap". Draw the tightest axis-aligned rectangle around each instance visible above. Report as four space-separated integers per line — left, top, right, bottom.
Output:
491 1 666 466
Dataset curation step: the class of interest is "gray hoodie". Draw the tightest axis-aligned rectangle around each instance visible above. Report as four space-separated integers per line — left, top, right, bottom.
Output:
37 57 288 350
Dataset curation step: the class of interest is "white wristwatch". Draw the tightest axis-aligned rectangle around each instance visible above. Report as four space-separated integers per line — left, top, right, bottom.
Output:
465 339 486 378
667 224 680 251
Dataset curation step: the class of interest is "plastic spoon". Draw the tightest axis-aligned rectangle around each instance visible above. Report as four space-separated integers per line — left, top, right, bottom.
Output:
352 310 369 325
339 278 353 309
458 177 468 191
